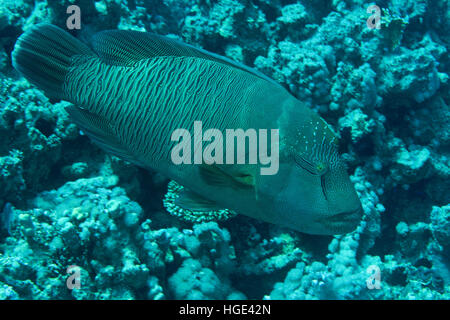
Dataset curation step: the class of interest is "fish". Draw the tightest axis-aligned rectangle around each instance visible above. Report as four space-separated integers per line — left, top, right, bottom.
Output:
1 202 13 236
12 24 363 235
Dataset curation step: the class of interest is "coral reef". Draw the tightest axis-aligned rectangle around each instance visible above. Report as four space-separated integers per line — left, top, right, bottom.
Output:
0 0 449 299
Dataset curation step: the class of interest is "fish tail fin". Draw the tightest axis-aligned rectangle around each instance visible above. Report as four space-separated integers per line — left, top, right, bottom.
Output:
12 23 94 101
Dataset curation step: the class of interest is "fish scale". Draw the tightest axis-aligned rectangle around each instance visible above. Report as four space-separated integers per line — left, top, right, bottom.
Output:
64 53 259 164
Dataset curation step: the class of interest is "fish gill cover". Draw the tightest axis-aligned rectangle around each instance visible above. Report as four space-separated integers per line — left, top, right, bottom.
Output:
0 0 448 300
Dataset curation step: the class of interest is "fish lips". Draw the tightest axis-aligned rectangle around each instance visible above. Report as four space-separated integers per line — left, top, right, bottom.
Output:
316 206 364 234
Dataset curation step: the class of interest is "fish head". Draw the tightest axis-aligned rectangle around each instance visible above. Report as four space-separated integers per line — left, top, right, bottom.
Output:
255 161 363 235
253 103 363 235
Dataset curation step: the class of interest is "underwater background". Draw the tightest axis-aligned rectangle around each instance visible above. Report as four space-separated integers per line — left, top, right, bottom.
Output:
0 0 448 300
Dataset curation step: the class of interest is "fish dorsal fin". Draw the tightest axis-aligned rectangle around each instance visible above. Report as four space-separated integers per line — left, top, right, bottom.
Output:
163 181 237 222
66 106 142 166
92 29 280 86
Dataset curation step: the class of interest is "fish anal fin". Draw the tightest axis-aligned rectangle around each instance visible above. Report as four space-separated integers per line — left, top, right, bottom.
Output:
66 106 142 166
176 188 223 212
163 181 237 222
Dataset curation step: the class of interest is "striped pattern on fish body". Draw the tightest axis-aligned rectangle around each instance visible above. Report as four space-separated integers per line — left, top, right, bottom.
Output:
12 24 364 235
63 55 280 168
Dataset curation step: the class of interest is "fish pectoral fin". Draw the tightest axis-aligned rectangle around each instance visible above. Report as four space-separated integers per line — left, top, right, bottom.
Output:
199 164 255 190
66 106 143 166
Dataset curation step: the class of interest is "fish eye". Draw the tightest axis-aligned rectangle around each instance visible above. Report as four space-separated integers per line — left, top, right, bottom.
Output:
293 154 328 176
315 162 327 174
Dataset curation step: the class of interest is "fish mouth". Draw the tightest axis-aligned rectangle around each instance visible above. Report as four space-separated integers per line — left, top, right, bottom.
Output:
327 207 363 223
315 206 363 233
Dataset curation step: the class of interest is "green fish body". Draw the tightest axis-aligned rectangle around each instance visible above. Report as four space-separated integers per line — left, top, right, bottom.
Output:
13 24 363 235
